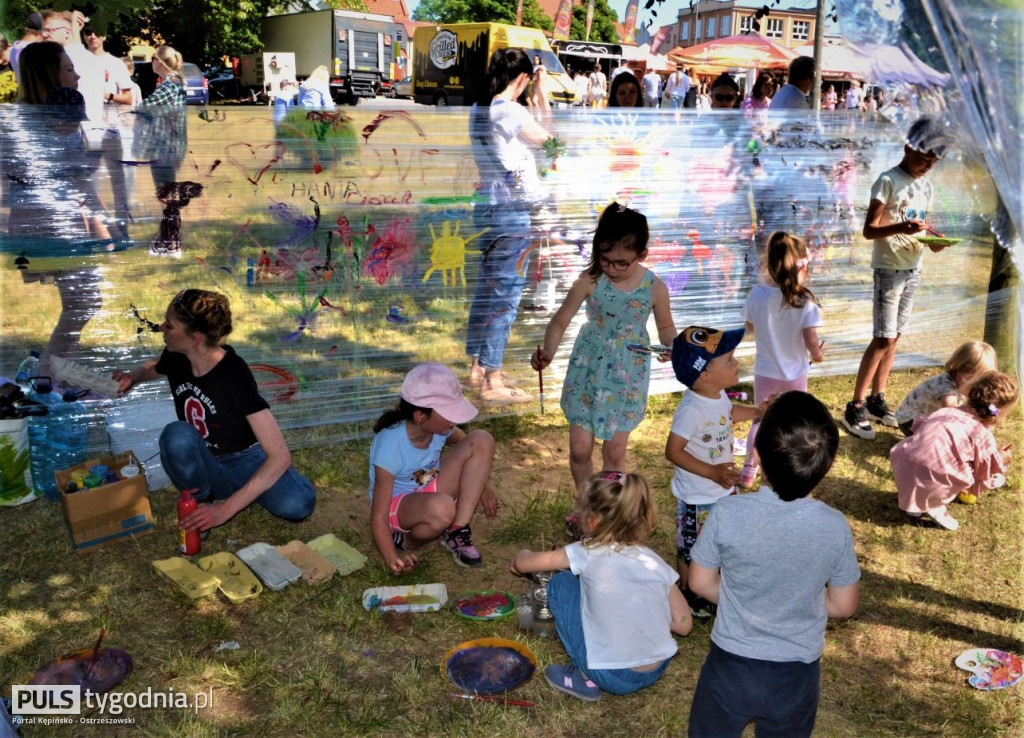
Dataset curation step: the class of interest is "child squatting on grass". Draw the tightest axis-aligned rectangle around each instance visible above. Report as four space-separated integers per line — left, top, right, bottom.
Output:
368 363 498 574
510 471 692 702
665 326 766 617
894 340 997 436
687 391 861 738
891 371 1017 531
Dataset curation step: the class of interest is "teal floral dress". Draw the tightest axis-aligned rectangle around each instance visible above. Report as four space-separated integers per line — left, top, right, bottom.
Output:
560 270 655 440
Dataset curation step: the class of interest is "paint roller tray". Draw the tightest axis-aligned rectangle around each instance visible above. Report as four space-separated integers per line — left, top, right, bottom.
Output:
307 533 367 576
152 557 221 599
363 583 448 613
276 540 336 584
236 542 303 591
197 552 263 603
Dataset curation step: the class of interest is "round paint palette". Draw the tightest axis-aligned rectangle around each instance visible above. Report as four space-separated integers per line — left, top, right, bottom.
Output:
29 648 134 695
451 590 516 621
443 637 537 695
955 648 1023 690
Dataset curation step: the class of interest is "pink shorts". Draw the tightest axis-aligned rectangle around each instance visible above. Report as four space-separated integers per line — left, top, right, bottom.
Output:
388 479 437 533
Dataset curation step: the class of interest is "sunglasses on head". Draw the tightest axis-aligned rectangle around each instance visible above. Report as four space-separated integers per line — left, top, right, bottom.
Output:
172 289 196 321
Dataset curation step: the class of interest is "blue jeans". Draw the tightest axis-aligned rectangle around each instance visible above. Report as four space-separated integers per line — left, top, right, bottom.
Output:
465 204 532 370
159 421 316 521
547 570 670 695
688 643 820 738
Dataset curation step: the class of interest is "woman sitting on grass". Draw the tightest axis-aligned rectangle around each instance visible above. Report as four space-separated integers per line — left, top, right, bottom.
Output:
113 289 316 533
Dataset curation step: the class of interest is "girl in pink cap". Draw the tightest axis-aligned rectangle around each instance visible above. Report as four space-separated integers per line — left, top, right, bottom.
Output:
368 363 498 574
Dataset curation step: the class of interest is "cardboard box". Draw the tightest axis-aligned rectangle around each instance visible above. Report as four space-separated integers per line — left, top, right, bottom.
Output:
56 453 155 553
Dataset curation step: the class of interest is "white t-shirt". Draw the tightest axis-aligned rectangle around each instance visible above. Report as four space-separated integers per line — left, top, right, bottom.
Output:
670 389 735 504
845 86 864 109
869 165 933 270
741 284 822 381
476 98 541 201
664 70 690 99
565 542 679 669
642 71 660 98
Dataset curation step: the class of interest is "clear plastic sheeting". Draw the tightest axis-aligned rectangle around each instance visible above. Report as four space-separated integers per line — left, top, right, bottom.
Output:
0 97 1016 452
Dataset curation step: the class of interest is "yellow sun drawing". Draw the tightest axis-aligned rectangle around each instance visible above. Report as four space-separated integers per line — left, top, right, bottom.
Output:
422 221 487 287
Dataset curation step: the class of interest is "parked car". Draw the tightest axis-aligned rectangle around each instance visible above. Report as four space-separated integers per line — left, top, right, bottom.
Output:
133 61 209 105
375 79 393 96
390 76 412 99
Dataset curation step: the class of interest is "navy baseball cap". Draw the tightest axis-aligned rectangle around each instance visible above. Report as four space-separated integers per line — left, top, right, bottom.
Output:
672 326 745 388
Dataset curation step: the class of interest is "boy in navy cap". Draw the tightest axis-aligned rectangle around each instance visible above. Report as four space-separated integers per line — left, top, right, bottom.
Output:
666 326 763 617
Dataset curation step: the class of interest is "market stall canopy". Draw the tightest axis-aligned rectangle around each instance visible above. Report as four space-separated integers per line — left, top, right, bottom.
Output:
667 33 798 74
793 40 872 81
623 43 678 73
857 42 951 86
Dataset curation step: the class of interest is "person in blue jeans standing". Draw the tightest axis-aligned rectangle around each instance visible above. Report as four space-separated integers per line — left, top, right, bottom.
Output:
113 288 315 532
466 47 554 404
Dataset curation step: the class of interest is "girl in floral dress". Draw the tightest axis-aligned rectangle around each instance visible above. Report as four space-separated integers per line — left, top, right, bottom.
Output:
532 203 677 488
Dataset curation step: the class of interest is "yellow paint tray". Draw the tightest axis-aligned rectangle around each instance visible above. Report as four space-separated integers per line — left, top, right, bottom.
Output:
152 557 220 599
306 533 367 576
197 552 263 604
276 540 337 584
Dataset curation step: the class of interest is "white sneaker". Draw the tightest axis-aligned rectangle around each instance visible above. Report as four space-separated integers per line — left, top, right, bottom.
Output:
927 507 960 531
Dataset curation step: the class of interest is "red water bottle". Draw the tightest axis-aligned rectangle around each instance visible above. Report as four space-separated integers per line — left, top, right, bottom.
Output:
177 488 201 555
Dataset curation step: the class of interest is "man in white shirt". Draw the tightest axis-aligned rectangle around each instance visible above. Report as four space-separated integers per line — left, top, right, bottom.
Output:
42 10 105 143
770 56 815 110
642 68 661 107
845 80 864 110
663 67 691 109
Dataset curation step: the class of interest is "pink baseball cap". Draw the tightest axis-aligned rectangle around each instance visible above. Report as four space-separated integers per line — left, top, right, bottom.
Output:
400 363 478 424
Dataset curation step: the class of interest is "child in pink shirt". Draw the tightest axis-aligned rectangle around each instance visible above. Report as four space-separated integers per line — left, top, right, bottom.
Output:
891 372 1016 531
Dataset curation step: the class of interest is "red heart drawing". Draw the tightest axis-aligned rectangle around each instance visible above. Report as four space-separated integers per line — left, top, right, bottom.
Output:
225 141 287 185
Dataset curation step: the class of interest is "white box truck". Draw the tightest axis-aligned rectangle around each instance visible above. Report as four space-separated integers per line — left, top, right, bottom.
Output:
261 9 401 103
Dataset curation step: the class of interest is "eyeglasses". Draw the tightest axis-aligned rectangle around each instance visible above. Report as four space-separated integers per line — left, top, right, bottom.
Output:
83 30 98 36
714 93 736 102
42 25 71 35
172 289 196 321
598 255 639 271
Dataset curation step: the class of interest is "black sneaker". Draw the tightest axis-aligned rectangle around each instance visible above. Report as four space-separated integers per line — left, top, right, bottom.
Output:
866 393 899 427
841 401 876 439
392 531 405 551
439 525 483 567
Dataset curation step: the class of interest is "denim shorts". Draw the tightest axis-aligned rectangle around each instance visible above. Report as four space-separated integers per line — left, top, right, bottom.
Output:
873 268 921 338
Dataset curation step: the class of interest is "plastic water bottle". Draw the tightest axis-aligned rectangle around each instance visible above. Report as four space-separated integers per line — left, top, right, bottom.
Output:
15 351 40 390
25 385 60 498
48 391 89 496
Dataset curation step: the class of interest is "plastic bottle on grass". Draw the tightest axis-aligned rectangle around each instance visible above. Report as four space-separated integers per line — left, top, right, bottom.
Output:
49 391 89 489
25 384 60 498
177 488 201 555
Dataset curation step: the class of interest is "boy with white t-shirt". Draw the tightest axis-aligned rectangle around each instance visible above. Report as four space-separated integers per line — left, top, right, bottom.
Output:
666 326 763 617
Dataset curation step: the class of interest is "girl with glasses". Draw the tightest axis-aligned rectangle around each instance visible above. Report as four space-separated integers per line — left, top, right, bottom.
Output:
531 203 678 488
112 289 316 534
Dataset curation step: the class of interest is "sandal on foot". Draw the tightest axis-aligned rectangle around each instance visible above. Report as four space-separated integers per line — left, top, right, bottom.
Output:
467 371 519 390
480 386 533 405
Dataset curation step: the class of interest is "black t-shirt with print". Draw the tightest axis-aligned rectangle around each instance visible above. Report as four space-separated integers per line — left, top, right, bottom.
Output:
155 346 270 456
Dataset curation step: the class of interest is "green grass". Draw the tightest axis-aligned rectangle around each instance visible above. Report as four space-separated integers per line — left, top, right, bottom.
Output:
1 367 1022 736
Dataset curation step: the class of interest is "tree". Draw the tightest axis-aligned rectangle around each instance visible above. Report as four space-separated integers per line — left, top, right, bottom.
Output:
413 0 553 32
569 0 620 43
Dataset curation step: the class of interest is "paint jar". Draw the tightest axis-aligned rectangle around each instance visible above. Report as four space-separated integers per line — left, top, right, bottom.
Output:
82 474 103 489
531 572 556 638
516 591 534 631
119 464 140 479
89 464 109 480
105 471 119 484
70 469 87 486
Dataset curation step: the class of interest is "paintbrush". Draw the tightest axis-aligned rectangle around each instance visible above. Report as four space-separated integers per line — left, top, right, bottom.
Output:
925 225 946 238
450 693 536 707
84 627 106 680
536 345 545 415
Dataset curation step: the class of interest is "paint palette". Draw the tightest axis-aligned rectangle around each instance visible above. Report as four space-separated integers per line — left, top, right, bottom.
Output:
29 648 134 696
152 557 221 599
307 533 367 576
451 590 517 621
197 552 263 604
237 542 303 591
276 540 336 584
955 648 1023 690
443 638 537 695
915 236 962 248
363 583 448 613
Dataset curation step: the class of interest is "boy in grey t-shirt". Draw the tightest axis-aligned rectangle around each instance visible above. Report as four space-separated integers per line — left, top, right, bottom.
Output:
688 391 861 738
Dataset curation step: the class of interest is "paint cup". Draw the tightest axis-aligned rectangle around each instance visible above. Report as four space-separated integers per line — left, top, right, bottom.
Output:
70 469 87 485
82 474 103 489
119 464 140 479
89 464 109 480
516 591 534 631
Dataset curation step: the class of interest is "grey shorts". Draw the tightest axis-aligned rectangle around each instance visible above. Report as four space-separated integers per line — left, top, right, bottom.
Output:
873 268 921 338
